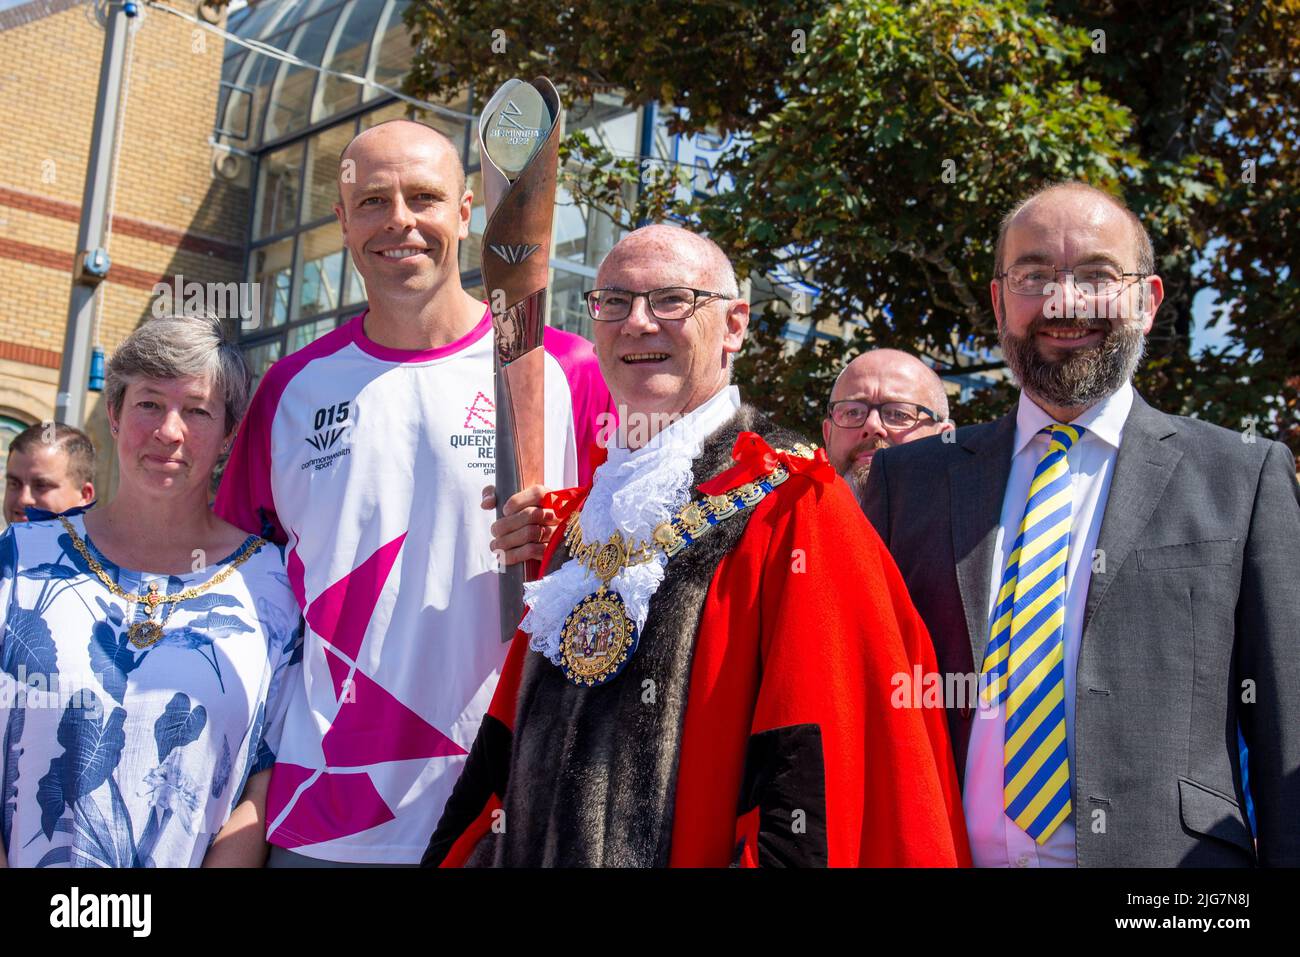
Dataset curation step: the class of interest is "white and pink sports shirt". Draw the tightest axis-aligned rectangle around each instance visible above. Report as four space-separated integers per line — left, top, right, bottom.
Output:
214 307 612 863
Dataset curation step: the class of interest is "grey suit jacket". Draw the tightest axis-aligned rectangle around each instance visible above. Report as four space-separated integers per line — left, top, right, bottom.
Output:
863 392 1300 867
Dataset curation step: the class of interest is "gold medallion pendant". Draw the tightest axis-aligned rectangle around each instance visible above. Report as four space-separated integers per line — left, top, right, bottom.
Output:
127 619 165 650
57 515 266 653
549 439 812 688
559 585 640 686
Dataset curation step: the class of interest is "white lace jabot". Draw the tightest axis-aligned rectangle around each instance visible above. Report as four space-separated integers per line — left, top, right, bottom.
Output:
521 386 742 663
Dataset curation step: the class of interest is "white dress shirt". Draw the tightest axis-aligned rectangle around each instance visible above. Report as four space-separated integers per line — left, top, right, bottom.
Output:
963 382 1133 867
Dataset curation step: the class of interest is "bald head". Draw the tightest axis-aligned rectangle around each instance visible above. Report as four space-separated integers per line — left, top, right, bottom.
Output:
822 349 953 499
332 117 475 316
339 119 466 199
994 181 1153 277
830 349 949 419
589 224 749 432
597 224 739 298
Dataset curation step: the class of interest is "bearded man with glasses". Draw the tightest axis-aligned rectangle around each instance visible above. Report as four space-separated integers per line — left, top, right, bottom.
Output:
822 349 956 505
862 181 1300 868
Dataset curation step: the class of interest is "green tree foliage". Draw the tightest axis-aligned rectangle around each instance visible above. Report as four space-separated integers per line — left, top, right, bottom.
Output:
406 0 1298 457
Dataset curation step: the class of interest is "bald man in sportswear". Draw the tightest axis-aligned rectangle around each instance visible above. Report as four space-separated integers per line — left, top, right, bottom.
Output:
215 119 612 866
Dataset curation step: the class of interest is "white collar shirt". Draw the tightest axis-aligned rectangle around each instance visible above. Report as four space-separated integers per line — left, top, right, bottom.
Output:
963 381 1133 867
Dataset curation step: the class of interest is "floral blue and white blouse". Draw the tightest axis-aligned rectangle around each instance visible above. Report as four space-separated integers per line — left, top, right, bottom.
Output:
0 510 302 867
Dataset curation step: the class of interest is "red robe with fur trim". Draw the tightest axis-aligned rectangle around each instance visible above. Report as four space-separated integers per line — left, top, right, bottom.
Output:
424 422 970 868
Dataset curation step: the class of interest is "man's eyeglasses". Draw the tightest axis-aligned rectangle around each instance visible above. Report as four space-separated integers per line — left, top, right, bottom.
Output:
584 286 732 322
996 263 1149 298
827 400 943 431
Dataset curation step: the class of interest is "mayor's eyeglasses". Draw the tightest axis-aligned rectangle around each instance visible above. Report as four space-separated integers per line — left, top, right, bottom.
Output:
584 287 731 322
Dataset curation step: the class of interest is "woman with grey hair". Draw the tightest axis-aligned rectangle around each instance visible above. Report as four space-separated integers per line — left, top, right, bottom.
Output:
0 314 300 868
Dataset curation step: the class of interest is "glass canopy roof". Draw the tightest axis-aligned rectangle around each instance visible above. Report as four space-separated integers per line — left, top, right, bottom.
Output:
216 0 446 151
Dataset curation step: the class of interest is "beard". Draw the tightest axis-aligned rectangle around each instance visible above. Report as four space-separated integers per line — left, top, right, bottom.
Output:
847 464 872 508
999 306 1147 412
841 437 890 507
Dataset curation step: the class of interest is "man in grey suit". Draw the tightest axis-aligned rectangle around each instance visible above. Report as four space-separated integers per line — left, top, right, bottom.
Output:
862 181 1300 867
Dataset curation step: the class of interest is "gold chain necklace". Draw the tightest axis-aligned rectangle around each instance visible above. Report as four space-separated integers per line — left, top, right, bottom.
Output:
554 455 794 686
59 515 267 650
562 516 658 583
561 459 795 584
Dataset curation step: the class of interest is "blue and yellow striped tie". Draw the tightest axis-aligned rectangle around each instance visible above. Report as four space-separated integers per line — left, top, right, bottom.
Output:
980 423 1084 843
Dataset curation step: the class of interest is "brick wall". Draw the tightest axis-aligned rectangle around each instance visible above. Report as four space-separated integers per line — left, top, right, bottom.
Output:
0 2 252 495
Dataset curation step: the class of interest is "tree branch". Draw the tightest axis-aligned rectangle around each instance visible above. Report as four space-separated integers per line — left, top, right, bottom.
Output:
1161 0 1265 161
937 359 1008 376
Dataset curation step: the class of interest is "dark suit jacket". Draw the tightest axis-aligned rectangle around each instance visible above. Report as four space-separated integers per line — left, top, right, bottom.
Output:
863 391 1300 867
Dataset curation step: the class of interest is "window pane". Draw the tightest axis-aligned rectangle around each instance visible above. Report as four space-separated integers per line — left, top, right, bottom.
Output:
225 3 253 34
550 269 592 339
296 225 345 320
241 52 283 151
288 317 338 354
250 238 295 328
220 91 253 143
655 111 734 197
265 9 342 142
303 121 355 223
253 143 304 239
409 86 473 161
359 98 411 130
585 207 622 270
216 52 248 138
553 99 636 270
568 94 640 156
230 0 294 40
243 338 284 391
221 47 246 84
371 0 414 94
552 182 590 266
299 0 336 19
316 0 385 122
420 110 470 162
343 252 368 306
551 180 623 271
